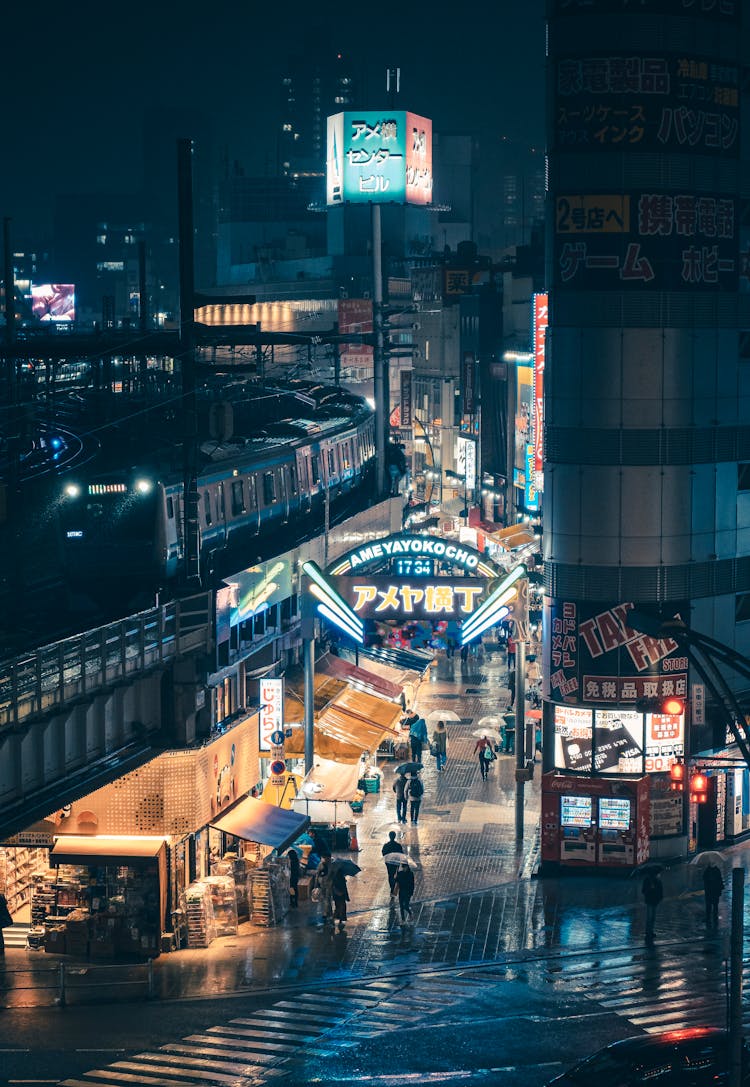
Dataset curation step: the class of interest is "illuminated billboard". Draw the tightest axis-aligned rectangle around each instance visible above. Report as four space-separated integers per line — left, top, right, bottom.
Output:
326 111 432 206
32 283 75 322
259 678 284 753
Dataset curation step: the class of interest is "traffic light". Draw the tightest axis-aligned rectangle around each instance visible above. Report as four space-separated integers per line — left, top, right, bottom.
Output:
669 762 685 792
636 695 686 715
661 696 685 716
690 771 708 804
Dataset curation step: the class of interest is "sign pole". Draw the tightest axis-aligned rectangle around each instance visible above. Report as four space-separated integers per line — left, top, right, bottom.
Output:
372 202 386 498
303 629 315 775
729 866 744 1087
515 636 527 842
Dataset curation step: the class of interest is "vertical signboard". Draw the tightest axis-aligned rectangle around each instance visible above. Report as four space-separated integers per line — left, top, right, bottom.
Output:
400 369 413 427
532 293 548 490
456 436 476 491
338 298 373 372
405 112 433 205
525 444 539 511
259 678 284 753
462 352 477 415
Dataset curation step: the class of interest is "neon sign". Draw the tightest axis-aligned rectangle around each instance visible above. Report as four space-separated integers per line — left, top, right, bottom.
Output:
259 678 284 752
333 576 485 621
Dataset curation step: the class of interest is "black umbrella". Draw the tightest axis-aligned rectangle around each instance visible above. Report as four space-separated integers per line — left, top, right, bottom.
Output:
330 858 361 877
395 762 423 775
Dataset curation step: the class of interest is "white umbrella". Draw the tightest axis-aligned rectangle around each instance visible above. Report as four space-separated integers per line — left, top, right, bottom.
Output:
383 853 420 868
477 715 503 732
471 728 501 742
690 851 724 868
426 710 461 724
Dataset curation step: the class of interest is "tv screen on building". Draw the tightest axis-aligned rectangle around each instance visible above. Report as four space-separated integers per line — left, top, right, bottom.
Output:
31 283 75 322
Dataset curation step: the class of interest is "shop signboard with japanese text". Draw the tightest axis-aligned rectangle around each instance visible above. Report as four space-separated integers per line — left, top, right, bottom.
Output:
544 597 689 706
554 54 739 158
326 111 432 206
331 575 486 622
338 298 373 371
532 293 548 489
555 191 738 291
258 678 284 753
552 1 738 20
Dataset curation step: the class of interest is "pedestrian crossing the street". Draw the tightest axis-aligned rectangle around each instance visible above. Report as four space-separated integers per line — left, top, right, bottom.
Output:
57 976 479 1087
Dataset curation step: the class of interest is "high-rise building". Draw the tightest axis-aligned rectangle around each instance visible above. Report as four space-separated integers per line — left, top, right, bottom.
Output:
279 37 358 178
543 2 747 858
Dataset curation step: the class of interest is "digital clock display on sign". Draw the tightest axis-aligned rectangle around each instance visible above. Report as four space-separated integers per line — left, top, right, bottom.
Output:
394 557 434 577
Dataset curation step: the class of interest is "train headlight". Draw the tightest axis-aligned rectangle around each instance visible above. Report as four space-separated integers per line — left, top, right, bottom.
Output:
135 478 153 495
64 483 81 499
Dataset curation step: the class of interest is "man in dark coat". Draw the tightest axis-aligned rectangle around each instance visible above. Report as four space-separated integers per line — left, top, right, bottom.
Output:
382 830 404 895
287 848 300 908
642 870 663 945
393 772 408 824
703 862 724 927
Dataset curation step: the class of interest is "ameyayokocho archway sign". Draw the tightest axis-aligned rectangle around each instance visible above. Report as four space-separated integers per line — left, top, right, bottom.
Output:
302 532 525 646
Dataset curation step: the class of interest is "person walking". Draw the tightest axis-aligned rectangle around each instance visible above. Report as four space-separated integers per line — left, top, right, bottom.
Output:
406 771 424 825
506 635 516 670
642 869 663 945
409 714 428 762
703 862 724 927
0 892 12 953
394 860 415 924
382 831 404 895
314 858 334 925
331 866 350 931
287 848 300 909
393 772 408 824
460 643 469 665
474 735 496 780
432 719 448 772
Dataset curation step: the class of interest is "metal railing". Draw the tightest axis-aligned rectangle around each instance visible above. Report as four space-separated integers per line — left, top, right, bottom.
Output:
0 593 211 731
0 959 155 1008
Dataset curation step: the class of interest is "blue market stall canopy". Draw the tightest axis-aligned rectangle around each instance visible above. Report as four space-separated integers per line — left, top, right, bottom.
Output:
210 795 310 854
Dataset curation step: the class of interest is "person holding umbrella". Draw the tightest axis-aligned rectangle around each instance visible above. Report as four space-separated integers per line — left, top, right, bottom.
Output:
642 866 663 945
393 771 408 824
394 858 415 923
382 830 404 895
314 857 334 925
331 864 350 931
432 719 448 772
286 848 300 909
474 734 496 781
406 771 424 825
409 714 428 762
703 861 724 927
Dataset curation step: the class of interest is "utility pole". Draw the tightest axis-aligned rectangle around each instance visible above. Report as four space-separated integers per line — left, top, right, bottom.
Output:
729 866 744 1087
177 138 200 588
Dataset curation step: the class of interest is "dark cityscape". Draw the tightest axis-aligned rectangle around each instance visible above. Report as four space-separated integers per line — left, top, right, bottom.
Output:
1 2 750 1085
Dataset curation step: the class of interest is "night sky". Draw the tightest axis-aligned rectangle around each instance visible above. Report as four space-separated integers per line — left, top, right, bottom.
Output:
4 2 545 241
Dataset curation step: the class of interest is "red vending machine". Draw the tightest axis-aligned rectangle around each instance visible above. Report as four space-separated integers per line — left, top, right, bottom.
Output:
542 772 651 870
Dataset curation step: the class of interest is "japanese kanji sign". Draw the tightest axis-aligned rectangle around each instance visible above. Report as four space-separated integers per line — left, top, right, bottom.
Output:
555 52 739 157
554 190 737 290
331 576 487 621
326 111 432 206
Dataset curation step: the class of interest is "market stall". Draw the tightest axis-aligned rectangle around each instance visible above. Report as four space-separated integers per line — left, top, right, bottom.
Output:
206 796 310 928
292 756 368 848
45 835 168 958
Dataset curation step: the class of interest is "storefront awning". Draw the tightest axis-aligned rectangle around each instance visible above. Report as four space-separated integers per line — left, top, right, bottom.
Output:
298 758 362 802
210 795 309 854
50 835 167 866
488 524 538 551
359 644 435 675
332 688 402 732
323 655 402 702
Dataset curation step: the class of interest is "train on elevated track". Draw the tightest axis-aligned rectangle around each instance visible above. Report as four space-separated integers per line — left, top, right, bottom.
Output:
57 382 376 606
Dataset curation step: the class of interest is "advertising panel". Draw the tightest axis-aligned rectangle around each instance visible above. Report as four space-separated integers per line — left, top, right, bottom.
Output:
462 351 477 414
599 797 631 830
532 293 548 487
326 112 407 205
31 283 75 321
400 369 413 428
545 597 689 706
645 712 685 772
561 794 593 827
554 53 739 158
554 704 594 772
514 358 533 485
225 559 292 626
552 1 739 20
554 191 738 291
331 574 486 622
405 112 433 205
258 678 284 753
338 298 373 371
456 436 477 492
593 709 643 773
524 444 539 512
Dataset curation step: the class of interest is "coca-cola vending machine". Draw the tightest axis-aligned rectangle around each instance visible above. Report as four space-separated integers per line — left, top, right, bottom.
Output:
542 772 651 870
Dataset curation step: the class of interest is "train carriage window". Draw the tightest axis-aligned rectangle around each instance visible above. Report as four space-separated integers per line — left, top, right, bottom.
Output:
342 441 351 470
289 462 298 494
263 471 277 504
217 486 225 520
231 479 245 516
166 496 175 519
203 491 212 526
311 454 320 485
328 448 335 475
247 475 257 508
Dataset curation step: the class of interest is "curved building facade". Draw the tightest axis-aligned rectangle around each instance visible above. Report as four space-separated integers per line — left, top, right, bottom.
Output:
542 0 750 860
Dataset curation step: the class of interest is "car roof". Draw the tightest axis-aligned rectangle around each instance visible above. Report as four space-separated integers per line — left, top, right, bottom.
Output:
606 1028 727 1053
